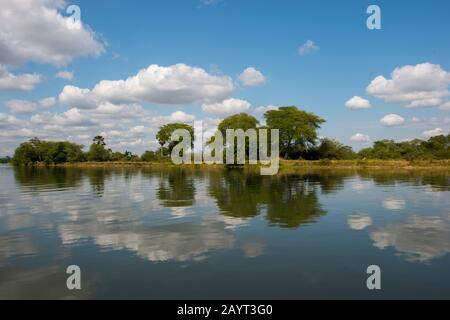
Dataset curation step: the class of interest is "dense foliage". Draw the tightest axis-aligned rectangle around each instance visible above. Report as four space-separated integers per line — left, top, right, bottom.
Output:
210 109 328 162
217 113 259 133
212 113 260 163
156 123 195 156
264 106 325 159
0 156 11 163
141 150 159 162
8 108 450 166
12 138 86 165
311 138 357 160
358 135 450 160
12 136 140 165
87 144 110 162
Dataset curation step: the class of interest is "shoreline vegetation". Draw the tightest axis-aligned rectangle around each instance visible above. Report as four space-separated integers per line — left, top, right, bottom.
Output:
6 107 450 170
26 159 450 171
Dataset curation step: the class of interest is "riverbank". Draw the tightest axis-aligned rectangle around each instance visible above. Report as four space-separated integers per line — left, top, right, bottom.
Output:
26 159 450 171
280 159 450 169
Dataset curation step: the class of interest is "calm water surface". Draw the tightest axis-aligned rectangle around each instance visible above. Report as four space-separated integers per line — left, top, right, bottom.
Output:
0 164 449 299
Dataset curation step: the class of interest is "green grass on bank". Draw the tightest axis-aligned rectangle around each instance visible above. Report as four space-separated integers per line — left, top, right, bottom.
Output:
29 159 450 171
279 159 450 169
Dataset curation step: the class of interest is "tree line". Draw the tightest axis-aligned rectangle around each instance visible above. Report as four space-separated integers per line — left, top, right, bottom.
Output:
9 106 450 165
0 156 11 164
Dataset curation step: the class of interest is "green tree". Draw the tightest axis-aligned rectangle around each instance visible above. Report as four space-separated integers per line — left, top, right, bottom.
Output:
93 135 106 146
12 138 85 165
357 134 450 160
47 142 68 163
156 123 195 156
111 152 125 161
316 138 356 160
0 156 11 164
423 134 450 159
217 113 259 133
65 142 86 162
88 144 111 162
87 136 111 162
12 141 39 165
213 113 259 164
264 106 325 159
141 150 158 162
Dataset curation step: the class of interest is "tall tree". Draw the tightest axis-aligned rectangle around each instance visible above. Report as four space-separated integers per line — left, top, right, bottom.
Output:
93 135 106 146
213 113 259 164
217 113 259 134
156 123 195 156
264 106 325 159
88 136 111 161
12 138 85 165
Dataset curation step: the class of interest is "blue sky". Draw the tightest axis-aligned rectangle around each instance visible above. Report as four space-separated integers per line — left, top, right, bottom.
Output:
1 0 449 156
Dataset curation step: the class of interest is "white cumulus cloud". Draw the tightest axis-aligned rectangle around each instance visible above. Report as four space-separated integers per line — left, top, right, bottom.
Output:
0 0 104 67
166 111 196 123
238 67 266 87
350 133 370 142
254 105 279 114
31 108 97 127
56 71 74 80
380 114 405 127
423 128 447 138
366 63 450 109
0 65 41 91
0 113 24 128
345 96 372 109
59 85 99 109
5 97 56 114
39 97 56 108
59 64 234 108
407 98 442 108
5 100 37 114
202 98 250 116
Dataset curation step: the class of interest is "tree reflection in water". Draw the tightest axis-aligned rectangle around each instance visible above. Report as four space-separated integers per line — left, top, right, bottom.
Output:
13 166 83 190
157 169 196 207
85 168 111 197
206 169 350 228
9 166 450 264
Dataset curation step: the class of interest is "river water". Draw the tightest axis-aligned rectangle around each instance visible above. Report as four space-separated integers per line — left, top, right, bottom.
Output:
0 165 449 299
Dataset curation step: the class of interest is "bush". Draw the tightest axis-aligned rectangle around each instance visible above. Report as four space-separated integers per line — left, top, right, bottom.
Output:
0 156 11 164
141 150 158 162
12 138 85 165
357 135 450 160
87 143 111 162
